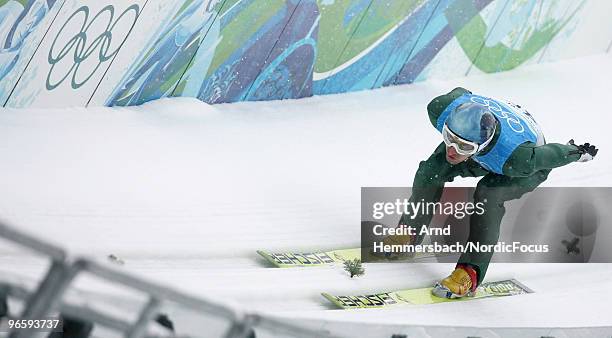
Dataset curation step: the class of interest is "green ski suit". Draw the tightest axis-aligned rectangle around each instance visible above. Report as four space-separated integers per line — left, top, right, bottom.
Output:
401 87 581 284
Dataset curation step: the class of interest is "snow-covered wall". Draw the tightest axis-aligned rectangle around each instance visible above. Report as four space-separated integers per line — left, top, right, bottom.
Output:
1 0 611 108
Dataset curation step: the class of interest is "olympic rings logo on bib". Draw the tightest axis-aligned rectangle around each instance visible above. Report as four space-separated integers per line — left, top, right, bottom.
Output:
470 96 525 133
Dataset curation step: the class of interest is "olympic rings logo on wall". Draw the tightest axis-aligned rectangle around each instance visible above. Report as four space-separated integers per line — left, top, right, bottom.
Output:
46 4 140 90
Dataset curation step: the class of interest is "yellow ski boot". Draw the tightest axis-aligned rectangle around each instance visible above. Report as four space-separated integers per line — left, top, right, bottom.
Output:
432 264 478 298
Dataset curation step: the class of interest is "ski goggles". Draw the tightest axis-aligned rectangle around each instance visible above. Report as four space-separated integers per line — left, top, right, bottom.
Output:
442 124 493 156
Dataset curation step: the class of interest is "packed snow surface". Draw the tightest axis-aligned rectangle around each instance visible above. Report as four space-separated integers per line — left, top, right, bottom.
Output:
1 54 612 334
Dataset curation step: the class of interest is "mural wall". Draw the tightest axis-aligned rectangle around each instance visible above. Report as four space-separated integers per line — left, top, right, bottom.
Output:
1 0 611 108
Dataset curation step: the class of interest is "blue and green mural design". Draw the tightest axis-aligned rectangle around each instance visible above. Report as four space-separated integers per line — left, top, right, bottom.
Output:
0 0 603 107
459 0 585 74
107 0 224 106
108 0 320 105
0 0 57 80
0 0 60 102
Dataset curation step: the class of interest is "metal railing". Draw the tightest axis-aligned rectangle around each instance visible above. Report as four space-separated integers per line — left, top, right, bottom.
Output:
0 221 336 338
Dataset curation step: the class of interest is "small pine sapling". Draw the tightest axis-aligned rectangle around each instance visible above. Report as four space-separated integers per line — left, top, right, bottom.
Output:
343 258 365 278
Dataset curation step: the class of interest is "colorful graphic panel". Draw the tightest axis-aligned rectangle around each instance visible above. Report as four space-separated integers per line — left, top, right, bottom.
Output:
0 0 610 107
315 0 430 94
5 0 147 108
468 0 586 75
0 0 63 106
88 0 188 106
539 0 611 63
395 0 496 85
239 0 319 101
174 0 319 103
103 0 225 106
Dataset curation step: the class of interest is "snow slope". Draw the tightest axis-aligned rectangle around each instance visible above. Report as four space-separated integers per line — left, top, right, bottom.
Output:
1 53 612 336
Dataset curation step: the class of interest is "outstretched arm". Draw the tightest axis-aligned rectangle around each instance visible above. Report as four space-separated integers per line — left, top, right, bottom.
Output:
503 142 591 177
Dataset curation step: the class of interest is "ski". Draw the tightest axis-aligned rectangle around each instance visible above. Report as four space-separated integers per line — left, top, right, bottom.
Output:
322 279 533 309
257 248 442 268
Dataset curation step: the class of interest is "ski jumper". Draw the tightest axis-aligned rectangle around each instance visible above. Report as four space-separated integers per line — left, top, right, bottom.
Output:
401 87 581 284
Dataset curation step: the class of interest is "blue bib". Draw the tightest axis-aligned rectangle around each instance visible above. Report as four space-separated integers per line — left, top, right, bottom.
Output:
436 94 542 174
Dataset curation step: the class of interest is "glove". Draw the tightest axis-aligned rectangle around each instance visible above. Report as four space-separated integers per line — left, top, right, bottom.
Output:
568 139 598 162
367 233 413 260
383 234 413 247
379 233 415 259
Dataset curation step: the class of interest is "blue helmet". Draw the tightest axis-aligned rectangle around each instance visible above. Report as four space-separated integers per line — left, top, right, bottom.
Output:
445 102 497 144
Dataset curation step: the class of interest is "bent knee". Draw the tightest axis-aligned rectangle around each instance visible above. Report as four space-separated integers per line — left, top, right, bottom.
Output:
474 184 506 207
